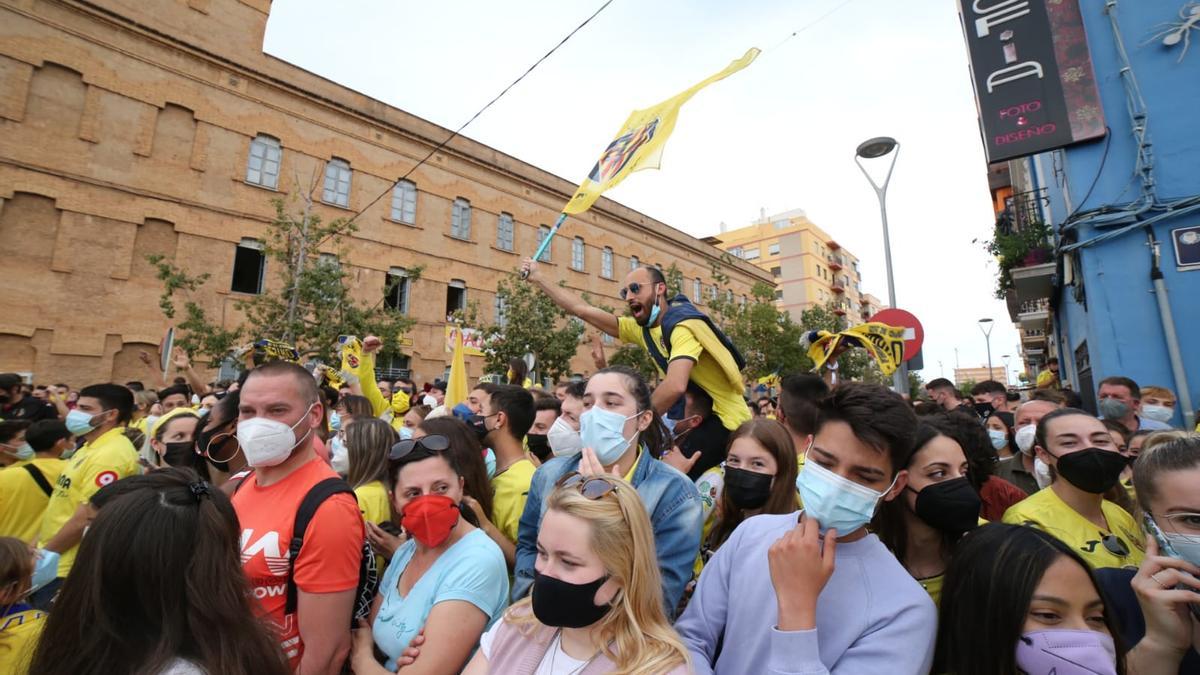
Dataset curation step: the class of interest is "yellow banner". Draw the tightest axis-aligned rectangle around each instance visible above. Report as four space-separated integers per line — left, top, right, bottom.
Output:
807 322 908 377
563 48 759 215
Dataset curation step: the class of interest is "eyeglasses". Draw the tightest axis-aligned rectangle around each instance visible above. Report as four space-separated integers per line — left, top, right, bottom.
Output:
1102 534 1130 557
556 471 620 500
389 434 450 461
618 282 643 300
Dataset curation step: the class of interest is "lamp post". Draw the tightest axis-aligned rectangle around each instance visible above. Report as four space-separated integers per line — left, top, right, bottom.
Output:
1001 354 1012 386
855 136 904 394
978 318 995 382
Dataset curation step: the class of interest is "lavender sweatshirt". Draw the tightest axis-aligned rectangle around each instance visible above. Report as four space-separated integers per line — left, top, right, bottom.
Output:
675 511 937 675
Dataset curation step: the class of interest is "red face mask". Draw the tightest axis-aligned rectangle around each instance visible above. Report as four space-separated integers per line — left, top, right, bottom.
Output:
401 494 460 547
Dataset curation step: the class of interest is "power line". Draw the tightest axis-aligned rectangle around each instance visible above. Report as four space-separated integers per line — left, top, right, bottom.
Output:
763 0 857 54
347 0 616 225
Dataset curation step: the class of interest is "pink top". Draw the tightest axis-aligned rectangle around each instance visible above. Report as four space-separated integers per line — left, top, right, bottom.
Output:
484 613 691 674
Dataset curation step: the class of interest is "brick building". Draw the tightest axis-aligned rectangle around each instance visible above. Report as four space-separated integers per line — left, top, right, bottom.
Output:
0 0 768 385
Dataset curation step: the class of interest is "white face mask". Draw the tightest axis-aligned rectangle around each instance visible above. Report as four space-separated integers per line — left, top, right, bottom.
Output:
1141 404 1174 423
236 404 315 468
422 395 437 407
547 416 583 457
1033 456 1053 489
1015 424 1037 454
330 435 348 474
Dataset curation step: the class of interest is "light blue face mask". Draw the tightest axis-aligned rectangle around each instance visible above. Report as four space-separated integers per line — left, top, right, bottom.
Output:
647 301 661 326
483 447 497 479
329 411 342 432
796 449 898 535
65 409 100 435
398 426 414 441
31 549 60 591
1 441 33 461
987 429 1009 451
580 406 642 465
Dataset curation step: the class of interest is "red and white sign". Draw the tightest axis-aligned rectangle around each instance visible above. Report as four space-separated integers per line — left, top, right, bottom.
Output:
870 308 924 362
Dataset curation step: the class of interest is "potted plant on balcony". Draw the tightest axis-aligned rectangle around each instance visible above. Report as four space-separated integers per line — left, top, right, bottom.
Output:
979 220 1052 299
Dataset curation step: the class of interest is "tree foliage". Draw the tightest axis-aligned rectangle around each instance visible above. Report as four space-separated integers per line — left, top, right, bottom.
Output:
481 274 585 382
149 192 417 368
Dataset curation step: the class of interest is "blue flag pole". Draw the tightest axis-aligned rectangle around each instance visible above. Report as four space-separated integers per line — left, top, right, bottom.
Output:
521 212 569 279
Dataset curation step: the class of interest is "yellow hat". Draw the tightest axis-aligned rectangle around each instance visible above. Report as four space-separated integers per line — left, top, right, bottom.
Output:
149 406 201 439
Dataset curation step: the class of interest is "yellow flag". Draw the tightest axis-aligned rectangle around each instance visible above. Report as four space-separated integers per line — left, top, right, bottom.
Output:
563 48 759 215
445 326 469 409
806 322 908 377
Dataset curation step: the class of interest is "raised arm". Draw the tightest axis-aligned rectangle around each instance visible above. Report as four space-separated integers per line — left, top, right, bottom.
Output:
520 258 619 337
172 349 210 396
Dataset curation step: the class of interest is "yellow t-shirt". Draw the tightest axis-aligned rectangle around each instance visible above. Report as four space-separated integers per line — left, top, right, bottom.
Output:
0 457 67 542
354 480 392 526
617 317 750 432
491 458 536 545
1002 487 1145 569
0 605 46 675
918 574 944 607
1036 369 1058 388
37 428 141 577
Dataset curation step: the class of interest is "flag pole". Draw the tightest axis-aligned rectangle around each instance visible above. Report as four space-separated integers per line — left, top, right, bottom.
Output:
521 212 568 279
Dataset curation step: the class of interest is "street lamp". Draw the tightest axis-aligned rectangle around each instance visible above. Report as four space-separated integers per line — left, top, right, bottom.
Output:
855 136 904 394
1001 354 1012 386
978 318 995 382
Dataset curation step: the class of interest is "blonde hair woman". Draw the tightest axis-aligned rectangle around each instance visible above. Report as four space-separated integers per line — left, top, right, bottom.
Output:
463 473 690 674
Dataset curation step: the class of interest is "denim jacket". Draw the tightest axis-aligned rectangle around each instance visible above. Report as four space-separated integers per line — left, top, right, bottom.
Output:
512 447 703 617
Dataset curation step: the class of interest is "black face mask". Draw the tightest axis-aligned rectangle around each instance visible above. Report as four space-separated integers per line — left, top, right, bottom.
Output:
466 414 491 443
195 423 234 473
526 434 552 463
1053 447 1128 494
724 467 774 510
531 570 611 628
911 477 981 535
973 401 994 418
162 441 196 468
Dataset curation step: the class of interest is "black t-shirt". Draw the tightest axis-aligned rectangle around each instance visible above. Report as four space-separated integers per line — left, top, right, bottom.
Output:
1095 567 1200 674
679 414 730 481
1 395 58 423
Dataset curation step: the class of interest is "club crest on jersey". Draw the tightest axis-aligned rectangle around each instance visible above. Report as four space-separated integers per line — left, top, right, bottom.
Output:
94 470 118 487
587 118 660 184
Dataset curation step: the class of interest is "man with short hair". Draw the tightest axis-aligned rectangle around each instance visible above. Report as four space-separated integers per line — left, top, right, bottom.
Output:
471 385 536 550
924 378 963 412
662 387 730 481
1098 376 1172 434
428 380 447 407
35 383 141 607
156 384 191 412
394 377 415 397
1036 357 1060 388
231 361 365 673
970 380 1010 415
0 420 31 468
776 373 830 452
522 257 750 433
527 397 560 464
553 381 571 402
0 373 58 423
1003 407 1144 569
0 419 69 541
376 379 393 401
466 382 499 416
994 399 1059 495
677 383 936 674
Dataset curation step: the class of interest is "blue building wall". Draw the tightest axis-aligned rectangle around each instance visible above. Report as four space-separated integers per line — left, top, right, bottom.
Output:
1033 0 1200 424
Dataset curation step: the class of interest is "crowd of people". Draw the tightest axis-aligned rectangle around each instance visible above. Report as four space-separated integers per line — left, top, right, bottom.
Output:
1 257 1199 674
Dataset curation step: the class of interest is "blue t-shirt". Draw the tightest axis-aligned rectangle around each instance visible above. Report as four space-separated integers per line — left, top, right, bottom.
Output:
372 528 509 671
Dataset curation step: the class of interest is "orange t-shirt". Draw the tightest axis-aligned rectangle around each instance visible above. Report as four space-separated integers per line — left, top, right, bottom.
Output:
232 458 364 669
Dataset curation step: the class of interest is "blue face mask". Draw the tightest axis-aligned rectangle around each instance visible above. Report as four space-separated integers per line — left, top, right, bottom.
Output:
329 411 342 432
580 406 642 466
483 447 497 479
1 441 33 461
399 426 414 441
31 549 60 591
796 449 898 535
647 301 661 326
65 409 101 435
988 429 1009 451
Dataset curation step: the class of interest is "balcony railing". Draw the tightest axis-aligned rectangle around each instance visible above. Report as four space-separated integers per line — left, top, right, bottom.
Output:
1000 187 1050 234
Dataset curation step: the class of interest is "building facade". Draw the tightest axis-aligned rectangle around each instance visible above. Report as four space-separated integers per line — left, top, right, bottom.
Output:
0 0 769 386
707 209 874 323
960 0 1199 427
954 366 1007 389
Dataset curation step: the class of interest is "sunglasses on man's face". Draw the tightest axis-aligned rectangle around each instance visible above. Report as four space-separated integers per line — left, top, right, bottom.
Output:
619 282 647 301
389 434 450 461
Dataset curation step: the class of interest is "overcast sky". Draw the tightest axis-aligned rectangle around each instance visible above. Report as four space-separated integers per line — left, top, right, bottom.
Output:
263 0 1025 385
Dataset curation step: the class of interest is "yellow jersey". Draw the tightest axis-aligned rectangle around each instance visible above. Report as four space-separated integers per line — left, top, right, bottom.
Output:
0 604 46 675
618 317 750 432
37 427 141 577
354 480 392 526
1002 487 1144 569
917 574 944 607
0 457 66 542
491 458 536 545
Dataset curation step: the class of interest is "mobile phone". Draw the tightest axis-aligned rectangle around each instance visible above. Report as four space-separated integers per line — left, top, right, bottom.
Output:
1144 514 1200 621
378 521 403 537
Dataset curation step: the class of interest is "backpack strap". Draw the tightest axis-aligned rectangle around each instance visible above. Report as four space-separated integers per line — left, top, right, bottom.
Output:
284 477 355 615
23 464 52 497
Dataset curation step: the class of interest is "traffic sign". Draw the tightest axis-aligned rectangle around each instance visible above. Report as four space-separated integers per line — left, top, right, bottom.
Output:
870 308 924 362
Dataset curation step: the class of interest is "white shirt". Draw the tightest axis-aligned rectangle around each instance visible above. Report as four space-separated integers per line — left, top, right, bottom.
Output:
480 622 590 675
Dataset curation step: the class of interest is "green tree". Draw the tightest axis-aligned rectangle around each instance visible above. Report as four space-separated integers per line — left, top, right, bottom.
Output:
481 274 585 382
706 268 808 381
606 344 659 381
150 192 417 367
